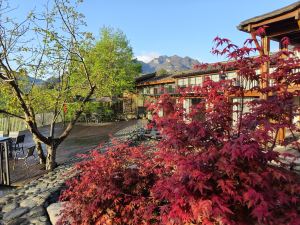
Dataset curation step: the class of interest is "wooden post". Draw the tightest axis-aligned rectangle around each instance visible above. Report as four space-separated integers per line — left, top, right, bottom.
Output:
277 39 288 144
0 138 11 186
261 36 285 144
0 144 3 185
261 36 270 97
4 141 10 185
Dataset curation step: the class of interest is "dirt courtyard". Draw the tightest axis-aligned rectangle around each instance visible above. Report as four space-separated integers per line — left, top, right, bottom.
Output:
8 120 139 186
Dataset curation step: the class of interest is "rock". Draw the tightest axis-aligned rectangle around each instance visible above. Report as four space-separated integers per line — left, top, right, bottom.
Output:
2 202 18 213
28 206 46 217
47 202 66 225
0 197 10 205
6 217 28 225
36 183 48 190
31 196 45 206
17 191 25 196
3 207 29 221
5 193 17 199
30 187 41 194
39 216 48 222
35 221 51 225
24 189 35 195
20 199 36 208
27 217 40 224
39 192 50 200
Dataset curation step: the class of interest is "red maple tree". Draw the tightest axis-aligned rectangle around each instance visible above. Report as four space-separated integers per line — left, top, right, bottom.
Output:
58 33 300 224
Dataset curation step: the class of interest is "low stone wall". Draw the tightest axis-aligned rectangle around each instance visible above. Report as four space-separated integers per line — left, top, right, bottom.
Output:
0 164 73 225
0 121 145 225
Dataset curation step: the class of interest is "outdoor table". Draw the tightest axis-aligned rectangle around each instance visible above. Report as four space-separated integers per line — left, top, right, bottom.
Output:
0 137 11 186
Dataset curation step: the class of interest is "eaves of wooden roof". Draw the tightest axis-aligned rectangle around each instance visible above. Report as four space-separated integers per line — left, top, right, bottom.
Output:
238 1 300 32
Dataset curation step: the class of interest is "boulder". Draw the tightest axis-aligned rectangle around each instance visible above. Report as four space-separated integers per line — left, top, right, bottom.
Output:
46 202 66 225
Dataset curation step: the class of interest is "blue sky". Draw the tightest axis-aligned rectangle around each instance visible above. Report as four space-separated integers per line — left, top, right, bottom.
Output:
12 0 298 63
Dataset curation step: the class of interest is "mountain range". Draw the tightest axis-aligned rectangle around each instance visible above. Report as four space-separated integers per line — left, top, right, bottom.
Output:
25 55 199 83
139 55 200 74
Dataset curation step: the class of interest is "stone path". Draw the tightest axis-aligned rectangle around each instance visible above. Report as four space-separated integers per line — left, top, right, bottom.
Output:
0 120 146 225
0 164 73 225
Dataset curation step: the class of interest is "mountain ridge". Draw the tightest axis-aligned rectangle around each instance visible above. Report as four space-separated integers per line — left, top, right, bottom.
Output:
139 55 200 74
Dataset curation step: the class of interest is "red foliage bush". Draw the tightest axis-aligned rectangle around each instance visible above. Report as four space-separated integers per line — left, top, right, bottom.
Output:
59 34 300 224
58 141 157 224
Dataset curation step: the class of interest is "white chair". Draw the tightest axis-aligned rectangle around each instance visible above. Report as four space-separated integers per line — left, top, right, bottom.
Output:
0 131 4 137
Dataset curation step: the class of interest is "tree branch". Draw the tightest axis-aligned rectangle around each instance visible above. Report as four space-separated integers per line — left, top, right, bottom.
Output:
0 109 25 119
57 85 95 144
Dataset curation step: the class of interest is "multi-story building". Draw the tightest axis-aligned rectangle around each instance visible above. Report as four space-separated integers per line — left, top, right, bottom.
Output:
132 2 300 141
134 72 176 118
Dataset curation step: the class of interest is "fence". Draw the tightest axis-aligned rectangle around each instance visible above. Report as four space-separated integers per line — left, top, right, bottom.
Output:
0 112 63 133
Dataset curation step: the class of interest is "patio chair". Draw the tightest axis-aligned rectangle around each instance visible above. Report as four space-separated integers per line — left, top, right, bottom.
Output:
82 113 91 124
9 131 19 139
91 113 100 123
12 134 25 154
13 145 37 170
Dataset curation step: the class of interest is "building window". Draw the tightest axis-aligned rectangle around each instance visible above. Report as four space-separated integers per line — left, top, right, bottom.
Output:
227 72 237 79
143 87 150 94
183 98 191 114
220 74 226 80
150 87 154 95
195 77 202 85
190 77 196 86
232 97 258 127
143 88 147 94
178 78 188 87
211 74 220 82
165 84 175 93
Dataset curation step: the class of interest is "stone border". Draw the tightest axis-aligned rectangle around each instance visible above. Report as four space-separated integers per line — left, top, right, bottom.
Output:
0 163 74 225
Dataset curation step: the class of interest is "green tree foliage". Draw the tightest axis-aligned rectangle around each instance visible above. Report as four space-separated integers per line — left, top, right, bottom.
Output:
156 68 168 76
70 27 141 98
0 0 97 169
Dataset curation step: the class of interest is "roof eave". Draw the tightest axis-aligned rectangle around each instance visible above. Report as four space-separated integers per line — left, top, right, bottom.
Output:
238 1 300 33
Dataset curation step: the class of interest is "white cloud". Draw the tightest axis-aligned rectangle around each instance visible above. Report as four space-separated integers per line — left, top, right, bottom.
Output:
136 52 160 63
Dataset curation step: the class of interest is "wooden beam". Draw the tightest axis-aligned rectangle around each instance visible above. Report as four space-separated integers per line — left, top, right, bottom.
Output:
247 24 252 32
295 9 300 20
262 36 270 55
267 26 299 38
278 128 285 144
250 10 297 29
136 79 175 87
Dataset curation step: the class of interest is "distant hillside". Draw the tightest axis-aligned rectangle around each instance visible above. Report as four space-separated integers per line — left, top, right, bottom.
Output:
28 76 45 85
139 55 200 74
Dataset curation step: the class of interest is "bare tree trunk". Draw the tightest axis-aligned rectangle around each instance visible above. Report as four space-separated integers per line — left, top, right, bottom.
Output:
46 144 57 171
33 135 46 165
